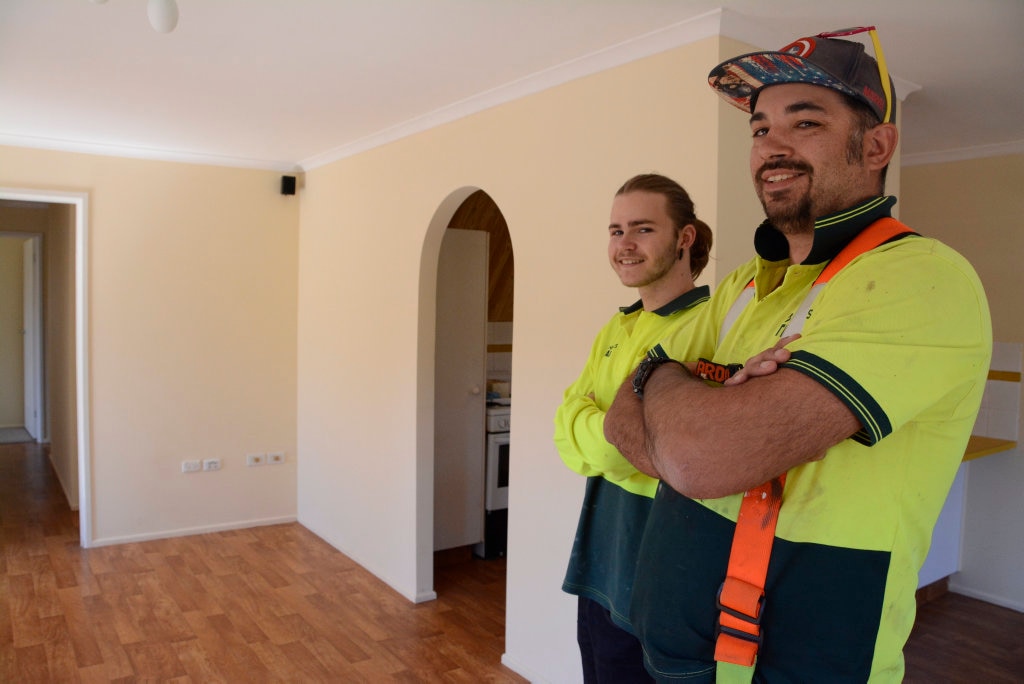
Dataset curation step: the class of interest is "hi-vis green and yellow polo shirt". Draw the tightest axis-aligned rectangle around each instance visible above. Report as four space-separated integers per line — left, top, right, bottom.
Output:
556 286 709 633
630 197 992 682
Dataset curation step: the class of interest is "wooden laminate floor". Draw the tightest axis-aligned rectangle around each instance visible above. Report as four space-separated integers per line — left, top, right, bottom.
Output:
904 590 1024 682
3 440 1023 682
1 441 525 682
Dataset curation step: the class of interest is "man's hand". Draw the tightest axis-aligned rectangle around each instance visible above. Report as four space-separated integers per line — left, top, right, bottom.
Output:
723 334 800 386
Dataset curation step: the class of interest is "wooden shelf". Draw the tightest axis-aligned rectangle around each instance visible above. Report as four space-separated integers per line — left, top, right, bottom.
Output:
963 435 1016 462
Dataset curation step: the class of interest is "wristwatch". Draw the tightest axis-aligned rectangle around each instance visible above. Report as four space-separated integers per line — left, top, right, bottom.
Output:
632 356 684 399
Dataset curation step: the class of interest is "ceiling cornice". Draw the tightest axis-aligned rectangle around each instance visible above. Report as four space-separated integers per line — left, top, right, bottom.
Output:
299 10 726 171
902 140 1024 167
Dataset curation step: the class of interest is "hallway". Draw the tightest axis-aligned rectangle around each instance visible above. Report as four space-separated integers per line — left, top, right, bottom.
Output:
0 427 32 444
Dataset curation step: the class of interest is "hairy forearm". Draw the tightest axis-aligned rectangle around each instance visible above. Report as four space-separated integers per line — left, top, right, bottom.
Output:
636 363 859 499
603 379 660 479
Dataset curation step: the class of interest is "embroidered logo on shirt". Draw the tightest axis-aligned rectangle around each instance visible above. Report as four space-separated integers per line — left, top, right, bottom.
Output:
604 344 619 357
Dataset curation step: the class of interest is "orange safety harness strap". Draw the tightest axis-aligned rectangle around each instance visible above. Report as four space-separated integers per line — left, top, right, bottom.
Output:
714 475 786 666
713 217 915 668
815 217 912 285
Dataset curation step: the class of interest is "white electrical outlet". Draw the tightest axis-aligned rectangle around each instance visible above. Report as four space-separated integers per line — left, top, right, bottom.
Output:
182 459 201 473
246 453 266 466
202 458 221 471
268 452 285 464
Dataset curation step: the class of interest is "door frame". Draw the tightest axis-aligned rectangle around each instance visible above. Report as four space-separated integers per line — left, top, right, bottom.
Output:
0 187 92 548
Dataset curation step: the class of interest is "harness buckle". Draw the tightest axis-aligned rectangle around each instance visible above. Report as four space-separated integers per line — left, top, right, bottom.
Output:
716 578 765 627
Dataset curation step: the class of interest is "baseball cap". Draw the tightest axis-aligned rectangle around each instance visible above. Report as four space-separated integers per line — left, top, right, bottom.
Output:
708 26 895 123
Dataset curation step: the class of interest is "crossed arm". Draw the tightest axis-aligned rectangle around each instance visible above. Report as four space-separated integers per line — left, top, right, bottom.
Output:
603 338 860 499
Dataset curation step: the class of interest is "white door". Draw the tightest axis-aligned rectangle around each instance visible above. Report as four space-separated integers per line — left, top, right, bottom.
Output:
22 235 43 441
434 229 488 551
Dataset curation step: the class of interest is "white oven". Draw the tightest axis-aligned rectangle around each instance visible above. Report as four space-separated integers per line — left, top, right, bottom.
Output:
475 404 510 559
485 430 510 510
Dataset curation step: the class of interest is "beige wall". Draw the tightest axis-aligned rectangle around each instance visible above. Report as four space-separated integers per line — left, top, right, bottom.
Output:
297 36 759 681
0 147 300 542
902 153 1024 610
0 33 754 683
0 236 24 426
903 155 1024 342
713 37 774 279
46 203 80 508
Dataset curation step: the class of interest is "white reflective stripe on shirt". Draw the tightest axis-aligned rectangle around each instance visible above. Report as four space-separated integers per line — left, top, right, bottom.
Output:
718 281 825 347
783 283 825 337
718 285 755 347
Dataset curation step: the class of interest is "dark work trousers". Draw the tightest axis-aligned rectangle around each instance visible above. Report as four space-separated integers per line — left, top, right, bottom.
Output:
577 595 654 683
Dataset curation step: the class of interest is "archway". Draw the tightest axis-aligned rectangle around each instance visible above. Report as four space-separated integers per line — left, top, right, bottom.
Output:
415 187 515 599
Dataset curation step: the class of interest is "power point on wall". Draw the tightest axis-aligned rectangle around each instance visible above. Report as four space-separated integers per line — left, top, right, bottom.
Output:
268 452 286 464
246 453 266 467
203 458 222 471
182 459 201 473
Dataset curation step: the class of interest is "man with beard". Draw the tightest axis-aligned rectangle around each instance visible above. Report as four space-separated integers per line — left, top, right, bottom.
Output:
604 29 991 682
555 173 712 683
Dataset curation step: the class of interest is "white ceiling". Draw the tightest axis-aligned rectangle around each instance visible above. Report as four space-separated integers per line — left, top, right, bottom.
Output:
2 0 1022 172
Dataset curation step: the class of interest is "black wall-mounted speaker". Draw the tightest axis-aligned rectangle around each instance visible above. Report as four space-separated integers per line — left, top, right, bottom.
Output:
281 175 297 195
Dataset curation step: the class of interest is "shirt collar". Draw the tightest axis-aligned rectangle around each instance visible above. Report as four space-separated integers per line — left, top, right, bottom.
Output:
753 196 898 264
620 284 711 316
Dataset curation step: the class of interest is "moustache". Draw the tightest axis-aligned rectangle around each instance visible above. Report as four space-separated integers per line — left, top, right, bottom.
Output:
756 159 814 180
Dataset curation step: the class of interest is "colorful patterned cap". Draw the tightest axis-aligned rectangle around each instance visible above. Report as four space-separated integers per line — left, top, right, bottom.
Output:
708 30 895 123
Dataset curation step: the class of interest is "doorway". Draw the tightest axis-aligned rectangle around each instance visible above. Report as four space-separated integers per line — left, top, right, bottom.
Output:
0 232 43 443
0 188 91 548
417 187 515 602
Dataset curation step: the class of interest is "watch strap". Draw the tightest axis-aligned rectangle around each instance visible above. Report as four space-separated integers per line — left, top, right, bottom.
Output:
632 356 684 399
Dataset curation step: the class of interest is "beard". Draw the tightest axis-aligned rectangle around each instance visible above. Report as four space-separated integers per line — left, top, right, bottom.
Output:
755 159 815 235
756 131 867 235
615 243 680 289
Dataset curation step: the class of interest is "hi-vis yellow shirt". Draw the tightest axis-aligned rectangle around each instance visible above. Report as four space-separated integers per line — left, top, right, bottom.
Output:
631 197 992 683
554 286 709 498
557 286 710 633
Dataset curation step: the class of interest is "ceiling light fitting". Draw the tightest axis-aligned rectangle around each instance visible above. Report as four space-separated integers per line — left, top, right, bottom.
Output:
89 0 179 34
147 0 178 34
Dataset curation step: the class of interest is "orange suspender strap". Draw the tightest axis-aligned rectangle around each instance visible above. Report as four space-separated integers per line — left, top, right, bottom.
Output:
713 217 915 669
815 217 912 285
713 475 786 666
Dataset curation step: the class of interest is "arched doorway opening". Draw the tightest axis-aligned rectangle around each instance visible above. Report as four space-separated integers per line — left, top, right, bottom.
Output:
416 187 514 601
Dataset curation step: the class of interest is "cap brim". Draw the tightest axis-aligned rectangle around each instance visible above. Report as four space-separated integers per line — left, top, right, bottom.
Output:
708 51 862 114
